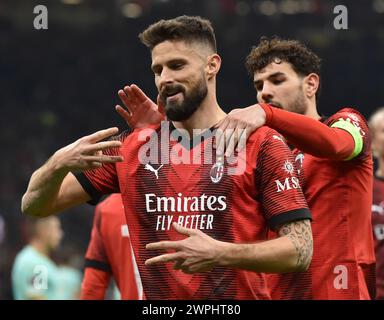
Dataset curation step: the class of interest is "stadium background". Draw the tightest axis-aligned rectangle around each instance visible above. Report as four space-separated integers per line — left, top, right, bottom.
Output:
1 0 384 299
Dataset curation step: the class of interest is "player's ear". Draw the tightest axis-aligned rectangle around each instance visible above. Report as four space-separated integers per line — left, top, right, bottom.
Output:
304 73 320 99
206 54 221 80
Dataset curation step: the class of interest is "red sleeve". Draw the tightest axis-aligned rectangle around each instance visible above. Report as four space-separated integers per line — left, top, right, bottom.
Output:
85 204 111 267
255 129 311 230
260 104 356 160
81 203 113 299
80 268 111 300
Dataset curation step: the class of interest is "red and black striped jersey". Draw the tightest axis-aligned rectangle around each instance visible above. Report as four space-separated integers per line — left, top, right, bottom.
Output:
84 194 141 299
76 121 311 299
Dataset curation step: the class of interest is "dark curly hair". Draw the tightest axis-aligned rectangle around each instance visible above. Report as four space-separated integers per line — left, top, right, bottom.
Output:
246 36 321 76
139 15 217 53
246 36 321 98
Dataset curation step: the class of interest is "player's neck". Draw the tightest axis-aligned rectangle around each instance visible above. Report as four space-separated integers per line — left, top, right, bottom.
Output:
30 239 50 257
304 103 321 120
172 94 226 137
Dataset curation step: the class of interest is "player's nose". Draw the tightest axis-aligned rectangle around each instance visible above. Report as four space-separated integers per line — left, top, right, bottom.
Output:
158 68 175 89
260 86 274 103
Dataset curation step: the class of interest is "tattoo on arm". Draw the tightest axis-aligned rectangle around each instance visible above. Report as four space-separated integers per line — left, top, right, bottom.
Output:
278 220 313 271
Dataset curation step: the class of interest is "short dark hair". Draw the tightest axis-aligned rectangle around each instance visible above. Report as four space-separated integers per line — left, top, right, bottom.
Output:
139 15 217 53
246 36 321 78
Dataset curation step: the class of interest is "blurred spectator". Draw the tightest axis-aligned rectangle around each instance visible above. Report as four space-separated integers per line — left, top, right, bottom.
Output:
54 246 83 300
11 216 63 300
369 107 384 299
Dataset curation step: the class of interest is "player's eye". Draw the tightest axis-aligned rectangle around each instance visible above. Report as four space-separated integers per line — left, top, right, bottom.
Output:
171 63 184 70
273 79 284 85
152 68 162 76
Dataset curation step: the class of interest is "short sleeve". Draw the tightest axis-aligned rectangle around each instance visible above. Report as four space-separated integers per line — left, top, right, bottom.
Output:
255 130 311 230
84 205 112 273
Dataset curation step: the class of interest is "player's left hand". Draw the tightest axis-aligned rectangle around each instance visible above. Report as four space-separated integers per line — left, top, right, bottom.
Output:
213 104 266 158
145 222 226 274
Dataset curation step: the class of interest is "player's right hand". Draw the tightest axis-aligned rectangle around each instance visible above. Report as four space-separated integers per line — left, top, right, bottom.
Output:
116 84 165 129
52 127 124 172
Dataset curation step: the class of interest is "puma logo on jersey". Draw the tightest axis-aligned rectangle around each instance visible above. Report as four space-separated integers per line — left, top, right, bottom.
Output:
144 164 164 179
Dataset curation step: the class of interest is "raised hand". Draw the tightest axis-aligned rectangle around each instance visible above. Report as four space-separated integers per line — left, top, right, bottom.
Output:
116 84 165 129
53 127 124 172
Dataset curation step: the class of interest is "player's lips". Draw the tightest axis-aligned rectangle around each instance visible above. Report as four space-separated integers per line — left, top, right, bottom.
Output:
166 92 183 102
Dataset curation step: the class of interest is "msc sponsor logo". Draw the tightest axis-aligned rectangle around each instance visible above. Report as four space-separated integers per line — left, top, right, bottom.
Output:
275 177 300 193
283 160 294 175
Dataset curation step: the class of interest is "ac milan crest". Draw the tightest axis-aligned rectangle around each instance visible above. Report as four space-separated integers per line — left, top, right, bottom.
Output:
210 162 224 183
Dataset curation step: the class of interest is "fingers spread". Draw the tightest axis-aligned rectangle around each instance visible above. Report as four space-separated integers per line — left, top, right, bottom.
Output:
146 240 181 251
86 127 119 143
84 155 124 164
87 140 122 152
145 252 182 266
236 128 248 152
225 127 247 158
172 222 195 236
118 89 134 114
131 84 151 104
115 105 131 122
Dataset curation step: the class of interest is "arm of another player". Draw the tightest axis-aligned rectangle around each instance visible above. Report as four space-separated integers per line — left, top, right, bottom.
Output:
145 220 312 274
21 127 123 217
215 104 360 160
81 203 112 300
81 268 111 300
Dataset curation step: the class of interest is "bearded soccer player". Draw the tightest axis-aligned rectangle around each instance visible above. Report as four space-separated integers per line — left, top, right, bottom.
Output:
81 194 142 300
369 108 384 300
22 16 313 299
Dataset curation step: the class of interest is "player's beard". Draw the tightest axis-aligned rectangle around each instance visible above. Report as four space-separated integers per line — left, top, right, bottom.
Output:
160 75 208 122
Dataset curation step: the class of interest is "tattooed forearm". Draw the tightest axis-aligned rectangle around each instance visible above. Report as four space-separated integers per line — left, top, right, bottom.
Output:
278 220 313 271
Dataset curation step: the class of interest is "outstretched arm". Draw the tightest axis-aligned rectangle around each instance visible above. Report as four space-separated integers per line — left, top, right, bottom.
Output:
215 104 358 160
80 268 111 300
145 219 313 274
21 127 123 217
260 104 357 160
